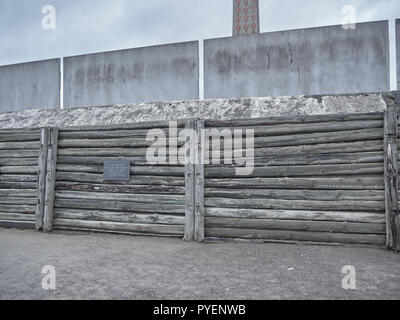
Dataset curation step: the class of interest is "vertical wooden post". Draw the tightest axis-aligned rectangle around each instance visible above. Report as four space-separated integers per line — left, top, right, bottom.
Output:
43 128 59 233
384 106 400 251
195 120 205 242
184 120 195 241
35 128 49 231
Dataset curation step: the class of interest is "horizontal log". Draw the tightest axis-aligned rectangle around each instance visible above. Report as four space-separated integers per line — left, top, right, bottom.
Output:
59 119 186 132
0 204 36 214
0 189 36 197
0 175 38 183
55 198 185 214
206 177 384 190
207 141 383 159
206 128 383 149
0 129 40 135
205 188 385 201
0 220 35 229
56 182 185 195
0 182 37 189
0 150 39 158
208 152 384 167
208 120 383 137
0 158 38 166
205 112 383 127
0 197 36 205
205 227 386 245
0 213 36 222
56 172 185 186
58 148 149 157
58 137 184 148
59 129 182 140
0 133 40 142
53 219 184 235
56 164 184 176
205 198 385 212
205 208 385 224
0 166 38 174
55 209 185 225
57 156 185 166
205 217 386 234
0 141 40 150
205 163 383 178
55 191 185 205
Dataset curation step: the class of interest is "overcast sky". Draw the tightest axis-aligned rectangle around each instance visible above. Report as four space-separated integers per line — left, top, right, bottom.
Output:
0 0 399 88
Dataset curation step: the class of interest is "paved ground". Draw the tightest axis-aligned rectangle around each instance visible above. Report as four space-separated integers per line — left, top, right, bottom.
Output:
0 228 399 300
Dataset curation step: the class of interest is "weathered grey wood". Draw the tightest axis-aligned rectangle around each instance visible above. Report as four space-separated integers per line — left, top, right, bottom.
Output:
58 148 149 157
205 198 384 212
0 175 38 183
205 188 385 201
55 198 185 214
56 172 185 185
55 191 185 204
58 137 185 148
0 166 38 174
0 213 36 222
205 227 386 245
0 150 39 158
56 164 184 176
384 106 400 251
0 189 36 197
55 209 185 225
208 120 383 137
53 219 184 235
56 182 185 195
0 141 40 150
205 217 386 234
0 158 39 166
205 163 383 178
205 208 385 224
208 152 384 167
195 120 205 242
205 112 383 127
206 177 384 190
0 197 37 205
0 129 40 135
207 140 383 159
0 182 37 189
184 120 196 242
43 128 59 233
206 128 383 149
36 128 49 230
0 220 35 229
0 133 40 142
0 205 36 214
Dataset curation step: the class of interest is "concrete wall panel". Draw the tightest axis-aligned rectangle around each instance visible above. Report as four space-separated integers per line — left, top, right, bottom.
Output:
0 59 60 112
205 20 390 99
64 41 199 108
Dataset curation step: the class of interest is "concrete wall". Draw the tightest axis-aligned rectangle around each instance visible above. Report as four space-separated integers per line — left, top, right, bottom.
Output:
0 93 387 129
0 59 60 113
397 19 399 90
63 41 199 108
205 20 390 99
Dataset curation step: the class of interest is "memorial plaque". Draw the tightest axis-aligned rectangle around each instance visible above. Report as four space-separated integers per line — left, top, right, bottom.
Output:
103 160 131 181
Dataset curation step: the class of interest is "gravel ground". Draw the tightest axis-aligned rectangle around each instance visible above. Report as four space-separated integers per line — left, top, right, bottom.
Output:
0 228 399 300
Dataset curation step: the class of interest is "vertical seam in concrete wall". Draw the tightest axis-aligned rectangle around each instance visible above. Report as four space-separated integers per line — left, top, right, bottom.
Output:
60 58 64 109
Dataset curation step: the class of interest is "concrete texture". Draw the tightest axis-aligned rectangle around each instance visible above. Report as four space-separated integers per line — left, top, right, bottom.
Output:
397 19 399 90
0 94 387 129
0 59 60 113
233 0 260 36
205 20 390 99
63 41 199 108
0 228 399 300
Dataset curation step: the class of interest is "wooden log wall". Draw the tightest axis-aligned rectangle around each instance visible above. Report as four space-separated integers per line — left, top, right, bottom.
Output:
0 129 41 229
52 121 187 237
203 113 388 245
